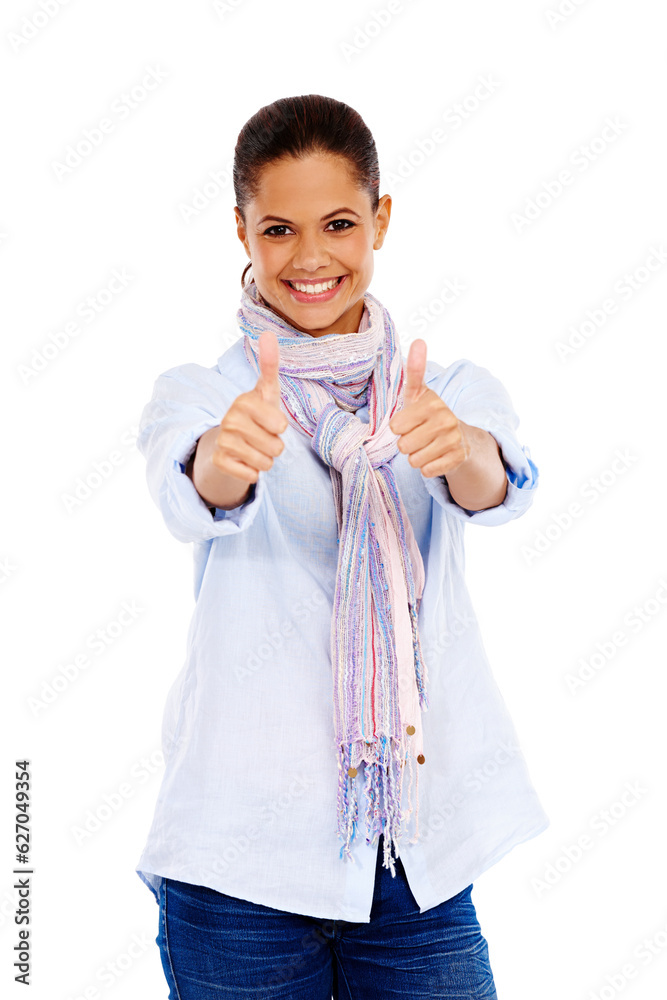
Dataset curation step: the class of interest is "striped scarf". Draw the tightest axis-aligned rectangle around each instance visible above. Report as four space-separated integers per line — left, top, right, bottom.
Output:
238 280 429 874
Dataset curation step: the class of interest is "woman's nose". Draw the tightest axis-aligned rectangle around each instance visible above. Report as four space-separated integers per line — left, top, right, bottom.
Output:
291 235 331 273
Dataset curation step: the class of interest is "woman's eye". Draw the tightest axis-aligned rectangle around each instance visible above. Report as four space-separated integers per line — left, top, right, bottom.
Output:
262 220 355 236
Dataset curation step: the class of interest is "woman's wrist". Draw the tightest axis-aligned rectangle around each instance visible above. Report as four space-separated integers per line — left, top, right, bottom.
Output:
186 427 253 510
443 422 507 512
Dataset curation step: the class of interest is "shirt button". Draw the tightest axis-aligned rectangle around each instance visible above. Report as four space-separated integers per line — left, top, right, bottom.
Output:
406 725 416 735
417 754 425 765
347 767 357 778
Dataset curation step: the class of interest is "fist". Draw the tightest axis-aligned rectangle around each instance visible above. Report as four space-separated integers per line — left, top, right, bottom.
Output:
389 338 470 478
212 330 289 484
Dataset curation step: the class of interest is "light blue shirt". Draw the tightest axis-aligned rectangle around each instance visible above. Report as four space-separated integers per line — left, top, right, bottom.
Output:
134 335 550 921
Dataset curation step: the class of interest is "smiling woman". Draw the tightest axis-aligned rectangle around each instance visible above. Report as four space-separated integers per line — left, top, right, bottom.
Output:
234 155 387 329
135 93 549 1000
233 100 387 337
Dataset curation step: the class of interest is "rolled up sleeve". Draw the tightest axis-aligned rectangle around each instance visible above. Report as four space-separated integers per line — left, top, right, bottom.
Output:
422 358 539 526
137 364 266 543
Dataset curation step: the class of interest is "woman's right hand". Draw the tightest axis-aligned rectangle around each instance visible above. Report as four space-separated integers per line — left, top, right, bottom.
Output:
187 330 289 508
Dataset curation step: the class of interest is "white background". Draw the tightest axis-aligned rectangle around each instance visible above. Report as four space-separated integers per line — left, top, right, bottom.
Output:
2 1 666 998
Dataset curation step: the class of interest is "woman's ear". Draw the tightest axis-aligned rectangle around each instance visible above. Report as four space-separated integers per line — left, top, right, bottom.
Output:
234 207 251 257
373 194 392 250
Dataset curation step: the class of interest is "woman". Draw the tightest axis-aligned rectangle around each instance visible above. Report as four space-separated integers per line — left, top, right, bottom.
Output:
136 94 549 999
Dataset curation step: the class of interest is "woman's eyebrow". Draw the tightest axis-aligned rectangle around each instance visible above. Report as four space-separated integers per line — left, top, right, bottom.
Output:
257 207 362 225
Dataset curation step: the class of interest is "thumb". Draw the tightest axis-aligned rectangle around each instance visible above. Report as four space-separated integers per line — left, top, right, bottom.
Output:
254 329 282 406
403 338 427 407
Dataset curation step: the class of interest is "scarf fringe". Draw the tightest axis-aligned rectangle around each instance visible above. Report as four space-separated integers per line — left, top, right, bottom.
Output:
410 601 430 711
337 733 423 874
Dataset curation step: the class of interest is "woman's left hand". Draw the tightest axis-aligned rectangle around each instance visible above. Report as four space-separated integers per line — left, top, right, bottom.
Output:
389 339 471 478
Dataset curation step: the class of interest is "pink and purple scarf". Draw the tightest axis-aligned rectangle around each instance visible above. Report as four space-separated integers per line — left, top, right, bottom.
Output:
238 279 429 874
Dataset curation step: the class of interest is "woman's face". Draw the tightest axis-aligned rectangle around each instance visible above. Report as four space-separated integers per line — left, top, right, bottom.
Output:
235 153 391 337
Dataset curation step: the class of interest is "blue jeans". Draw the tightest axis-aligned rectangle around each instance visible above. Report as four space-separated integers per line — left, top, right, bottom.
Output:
156 835 498 998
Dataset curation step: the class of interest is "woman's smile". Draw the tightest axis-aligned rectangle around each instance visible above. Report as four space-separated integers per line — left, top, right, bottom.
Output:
281 274 347 302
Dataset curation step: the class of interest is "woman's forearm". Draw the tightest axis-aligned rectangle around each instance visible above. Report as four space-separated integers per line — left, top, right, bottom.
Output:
443 421 507 512
186 425 252 510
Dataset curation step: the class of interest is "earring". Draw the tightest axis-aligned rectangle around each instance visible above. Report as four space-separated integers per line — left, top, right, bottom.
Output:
241 261 252 288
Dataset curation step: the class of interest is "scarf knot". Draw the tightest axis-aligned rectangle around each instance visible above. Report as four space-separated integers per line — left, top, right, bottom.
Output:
312 402 367 472
312 401 397 474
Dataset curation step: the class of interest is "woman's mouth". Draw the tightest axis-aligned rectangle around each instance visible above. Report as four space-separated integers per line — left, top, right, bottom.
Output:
282 275 347 302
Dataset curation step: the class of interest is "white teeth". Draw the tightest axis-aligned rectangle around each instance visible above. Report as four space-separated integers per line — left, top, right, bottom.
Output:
289 277 340 294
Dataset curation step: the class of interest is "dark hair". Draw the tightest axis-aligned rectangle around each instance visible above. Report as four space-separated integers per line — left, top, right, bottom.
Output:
234 95 380 286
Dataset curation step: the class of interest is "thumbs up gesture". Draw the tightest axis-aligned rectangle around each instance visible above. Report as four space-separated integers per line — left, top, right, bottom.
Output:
187 330 289 510
213 329 289 484
388 338 470 478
